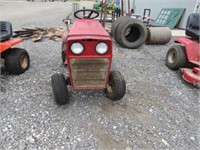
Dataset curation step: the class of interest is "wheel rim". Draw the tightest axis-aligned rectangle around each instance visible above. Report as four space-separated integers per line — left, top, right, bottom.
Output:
20 54 29 69
168 49 177 64
107 84 113 94
107 79 114 94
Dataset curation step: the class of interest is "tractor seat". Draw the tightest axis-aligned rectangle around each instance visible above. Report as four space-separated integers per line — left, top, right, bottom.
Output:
0 21 13 42
186 13 200 40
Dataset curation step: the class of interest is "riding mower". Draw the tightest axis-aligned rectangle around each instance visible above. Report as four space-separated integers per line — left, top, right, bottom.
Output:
166 13 200 87
51 9 126 105
0 21 30 75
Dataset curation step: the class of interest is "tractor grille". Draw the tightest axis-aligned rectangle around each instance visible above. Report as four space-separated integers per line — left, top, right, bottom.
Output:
69 58 110 89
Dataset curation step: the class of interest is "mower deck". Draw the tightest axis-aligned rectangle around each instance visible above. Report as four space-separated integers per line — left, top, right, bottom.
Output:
181 67 200 86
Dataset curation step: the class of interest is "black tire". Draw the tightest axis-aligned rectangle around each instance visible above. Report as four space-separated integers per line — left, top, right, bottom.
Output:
104 71 126 101
166 45 188 70
51 74 70 105
111 16 130 38
61 41 66 63
116 19 148 49
4 48 30 75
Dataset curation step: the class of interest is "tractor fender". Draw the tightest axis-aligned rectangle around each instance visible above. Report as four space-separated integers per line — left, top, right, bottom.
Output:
175 37 200 63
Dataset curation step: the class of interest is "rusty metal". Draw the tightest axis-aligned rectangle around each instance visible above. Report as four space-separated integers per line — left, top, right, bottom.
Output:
69 58 110 88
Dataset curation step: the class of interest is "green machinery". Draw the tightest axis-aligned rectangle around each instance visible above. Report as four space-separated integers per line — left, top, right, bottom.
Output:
93 0 120 15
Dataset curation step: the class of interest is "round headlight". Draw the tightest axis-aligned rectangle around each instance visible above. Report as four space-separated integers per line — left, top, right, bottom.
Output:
70 42 84 55
95 42 108 54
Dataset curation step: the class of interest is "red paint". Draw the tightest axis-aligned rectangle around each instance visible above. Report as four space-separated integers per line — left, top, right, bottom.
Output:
175 37 200 65
181 68 200 85
175 37 200 86
62 19 112 89
0 38 23 53
67 19 109 37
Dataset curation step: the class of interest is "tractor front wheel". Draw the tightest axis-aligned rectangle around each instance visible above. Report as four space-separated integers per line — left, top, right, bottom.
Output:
104 71 126 101
5 48 30 74
166 45 187 70
51 73 70 105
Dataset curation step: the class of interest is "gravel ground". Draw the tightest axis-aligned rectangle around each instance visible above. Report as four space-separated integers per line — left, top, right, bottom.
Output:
0 1 200 150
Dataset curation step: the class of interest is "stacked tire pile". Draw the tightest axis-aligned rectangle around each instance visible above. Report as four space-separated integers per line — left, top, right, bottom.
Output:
111 16 148 49
111 16 171 49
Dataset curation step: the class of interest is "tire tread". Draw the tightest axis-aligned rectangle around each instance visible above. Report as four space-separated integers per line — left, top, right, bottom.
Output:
4 48 30 74
104 71 126 100
51 74 70 105
166 45 188 70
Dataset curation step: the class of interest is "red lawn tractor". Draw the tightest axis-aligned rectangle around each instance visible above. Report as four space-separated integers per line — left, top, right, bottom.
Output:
166 13 200 87
51 9 126 105
0 21 30 75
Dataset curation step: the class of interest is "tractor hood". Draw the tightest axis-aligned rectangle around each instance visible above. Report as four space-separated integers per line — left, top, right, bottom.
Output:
67 19 110 38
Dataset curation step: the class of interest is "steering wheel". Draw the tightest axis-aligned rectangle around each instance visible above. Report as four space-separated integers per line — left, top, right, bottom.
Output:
74 9 99 19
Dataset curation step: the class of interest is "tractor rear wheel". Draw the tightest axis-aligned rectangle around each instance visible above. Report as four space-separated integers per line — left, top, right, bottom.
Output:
51 73 70 105
5 48 30 74
104 71 126 101
166 45 187 70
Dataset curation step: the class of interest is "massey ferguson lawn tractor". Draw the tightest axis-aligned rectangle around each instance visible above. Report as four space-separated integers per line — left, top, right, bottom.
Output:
51 9 126 105
0 21 30 75
166 13 200 87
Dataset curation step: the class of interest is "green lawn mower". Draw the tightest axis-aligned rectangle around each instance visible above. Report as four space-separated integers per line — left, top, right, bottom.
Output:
93 1 120 15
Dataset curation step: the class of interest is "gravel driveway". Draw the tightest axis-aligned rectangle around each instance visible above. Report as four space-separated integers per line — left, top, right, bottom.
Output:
0 1 199 150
